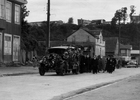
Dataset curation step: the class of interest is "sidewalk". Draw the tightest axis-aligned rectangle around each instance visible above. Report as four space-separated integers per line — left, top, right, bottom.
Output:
0 66 39 77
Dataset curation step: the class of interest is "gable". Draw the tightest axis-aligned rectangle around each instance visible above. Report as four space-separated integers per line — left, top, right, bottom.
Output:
120 44 132 50
69 28 93 37
67 28 96 42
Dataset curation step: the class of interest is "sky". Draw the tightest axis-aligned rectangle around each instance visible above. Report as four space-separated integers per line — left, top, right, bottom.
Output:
26 0 140 24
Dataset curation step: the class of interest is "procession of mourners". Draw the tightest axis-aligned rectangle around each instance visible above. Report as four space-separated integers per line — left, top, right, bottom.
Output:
38 45 122 76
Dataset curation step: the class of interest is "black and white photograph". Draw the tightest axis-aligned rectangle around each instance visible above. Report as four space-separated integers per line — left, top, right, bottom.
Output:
0 0 140 100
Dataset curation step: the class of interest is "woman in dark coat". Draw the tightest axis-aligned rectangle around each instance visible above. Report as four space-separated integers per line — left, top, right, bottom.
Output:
102 56 106 73
106 57 114 73
91 55 98 74
79 54 86 73
97 55 102 72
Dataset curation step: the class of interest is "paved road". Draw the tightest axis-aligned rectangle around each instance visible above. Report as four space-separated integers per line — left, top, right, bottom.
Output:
65 74 140 100
0 68 140 100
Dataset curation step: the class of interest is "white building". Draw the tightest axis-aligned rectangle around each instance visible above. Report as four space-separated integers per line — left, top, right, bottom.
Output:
67 28 105 57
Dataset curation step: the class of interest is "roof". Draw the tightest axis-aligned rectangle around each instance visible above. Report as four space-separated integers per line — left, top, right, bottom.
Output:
82 28 102 36
49 46 75 50
105 37 118 53
50 41 95 47
67 28 102 39
120 44 132 50
10 0 27 4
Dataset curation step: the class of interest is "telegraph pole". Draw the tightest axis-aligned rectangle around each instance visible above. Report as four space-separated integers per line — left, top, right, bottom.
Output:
118 22 121 56
46 0 50 48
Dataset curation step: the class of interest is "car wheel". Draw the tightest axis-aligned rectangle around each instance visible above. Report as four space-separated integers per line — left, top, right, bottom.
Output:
39 67 45 76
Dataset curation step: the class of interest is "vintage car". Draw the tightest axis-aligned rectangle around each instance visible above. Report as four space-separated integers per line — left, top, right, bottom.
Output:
126 57 138 68
39 46 80 76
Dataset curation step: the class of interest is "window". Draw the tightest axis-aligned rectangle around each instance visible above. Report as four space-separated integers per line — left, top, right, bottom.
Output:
13 35 20 61
15 4 20 24
4 33 12 55
0 0 5 19
6 1 12 22
121 50 126 54
121 50 127 56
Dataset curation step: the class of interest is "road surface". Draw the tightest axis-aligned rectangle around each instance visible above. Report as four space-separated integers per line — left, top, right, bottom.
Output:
65 74 140 100
0 68 140 100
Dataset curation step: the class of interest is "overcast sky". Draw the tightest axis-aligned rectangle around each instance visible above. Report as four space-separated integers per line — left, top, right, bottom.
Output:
26 0 140 24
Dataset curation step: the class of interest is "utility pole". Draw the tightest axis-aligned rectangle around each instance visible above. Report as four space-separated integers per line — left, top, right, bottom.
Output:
46 0 50 48
118 22 121 56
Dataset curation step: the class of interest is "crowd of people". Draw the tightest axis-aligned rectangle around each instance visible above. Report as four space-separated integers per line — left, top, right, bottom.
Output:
79 54 119 74
35 46 123 74
59 47 121 74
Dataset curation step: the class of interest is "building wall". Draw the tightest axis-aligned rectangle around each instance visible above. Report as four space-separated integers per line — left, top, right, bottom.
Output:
67 29 105 57
0 20 6 29
95 45 105 57
77 19 91 26
95 32 105 57
120 49 131 56
0 0 22 63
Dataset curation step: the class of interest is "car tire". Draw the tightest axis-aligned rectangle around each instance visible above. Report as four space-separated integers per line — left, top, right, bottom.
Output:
39 67 45 76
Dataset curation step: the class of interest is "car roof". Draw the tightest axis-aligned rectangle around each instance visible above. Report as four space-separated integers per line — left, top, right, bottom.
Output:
49 46 75 49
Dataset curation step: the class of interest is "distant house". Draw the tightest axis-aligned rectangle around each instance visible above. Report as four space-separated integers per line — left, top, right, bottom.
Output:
77 18 112 27
91 19 105 25
103 21 111 25
29 20 64 27
0 0 27 63
105 37 132 61
120 44 132 56
131 15 140 23
120 44 132 61
105 37 119 57
131 50 140 57
67 28 105 57
131 50 140 64
77 19 91 26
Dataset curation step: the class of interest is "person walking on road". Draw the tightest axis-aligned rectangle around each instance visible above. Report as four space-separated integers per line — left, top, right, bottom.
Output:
106 56 114 73
91 55 98 74
32 56 38 68
97 55 102 72
102 56 106 73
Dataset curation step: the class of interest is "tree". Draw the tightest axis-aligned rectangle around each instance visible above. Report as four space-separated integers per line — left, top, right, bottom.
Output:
68 17 74 24
21 5 30 50
21 5 39 62
111 17 117 28
113 9 123 24
130 5 135 23
121 7 128 24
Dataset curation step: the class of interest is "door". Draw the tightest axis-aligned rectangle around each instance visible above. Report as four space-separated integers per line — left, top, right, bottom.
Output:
13 35 20 62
